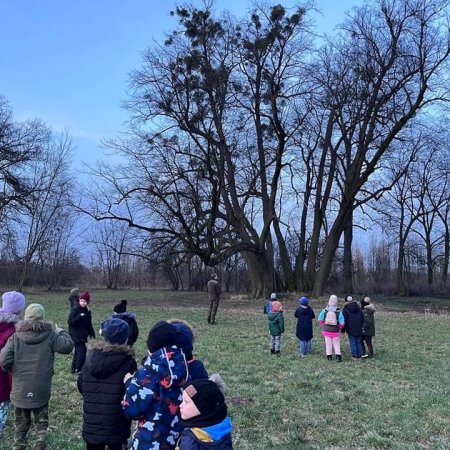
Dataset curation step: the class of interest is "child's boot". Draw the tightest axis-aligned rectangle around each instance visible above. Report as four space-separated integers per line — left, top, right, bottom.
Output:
326 355 333 361
270 349 275 354
336 354 342 362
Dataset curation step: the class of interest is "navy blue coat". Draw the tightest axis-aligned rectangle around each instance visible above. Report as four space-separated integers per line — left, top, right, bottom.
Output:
342 302 364 336
294 305 315 341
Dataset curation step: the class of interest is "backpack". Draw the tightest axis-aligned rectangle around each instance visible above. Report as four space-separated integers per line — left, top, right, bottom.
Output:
324 309 338 326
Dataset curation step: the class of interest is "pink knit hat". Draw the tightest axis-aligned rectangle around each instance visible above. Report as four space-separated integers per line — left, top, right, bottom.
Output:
328 295 338 307
0 291 26 314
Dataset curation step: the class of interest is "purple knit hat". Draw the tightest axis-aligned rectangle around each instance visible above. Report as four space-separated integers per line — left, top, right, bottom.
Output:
0 291 26 314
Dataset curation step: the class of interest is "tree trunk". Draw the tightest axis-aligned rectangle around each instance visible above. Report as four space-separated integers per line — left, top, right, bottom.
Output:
343 208 354 294
243 251 274 298
312 224 342 296
273 220 296 291
441 225 449 285
397 240 408 296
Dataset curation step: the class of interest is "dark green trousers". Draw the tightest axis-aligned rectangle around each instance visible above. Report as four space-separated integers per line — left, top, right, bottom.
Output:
14 404 48 450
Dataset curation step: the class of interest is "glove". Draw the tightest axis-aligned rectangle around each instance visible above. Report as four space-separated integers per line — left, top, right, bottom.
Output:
55 324 63 334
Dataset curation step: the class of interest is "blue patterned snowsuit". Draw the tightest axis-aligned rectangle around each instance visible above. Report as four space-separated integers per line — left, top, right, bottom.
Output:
122 346 188 450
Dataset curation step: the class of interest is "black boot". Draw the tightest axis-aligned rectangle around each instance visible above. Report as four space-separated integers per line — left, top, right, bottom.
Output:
270 349 275 354
336 354 342 362
327 355 332 361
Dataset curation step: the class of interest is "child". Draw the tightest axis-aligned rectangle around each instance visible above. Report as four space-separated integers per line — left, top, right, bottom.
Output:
0 303 73 450
122 321 188 449
111 300 139 346
267 300 285 356
263 293 277 315
177 375 233 449
168 319 209 380
0 291 26 435
68 291 96 374
78 318 137 450
342 296 364 360
317 295 345 362
361 297 376 358
294 296 315 356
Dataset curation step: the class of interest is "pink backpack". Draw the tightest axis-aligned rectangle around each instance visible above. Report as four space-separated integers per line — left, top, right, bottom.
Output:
324 309 338 326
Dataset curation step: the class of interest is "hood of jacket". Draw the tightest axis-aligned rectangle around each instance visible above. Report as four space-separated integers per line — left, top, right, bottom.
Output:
84 340 135 378
364 303 376 313
297 305 312 315
112 311 137 320
14 320 53 344
346 302 361 314
143 345 188 388
268 311 283 321
204 417 233 441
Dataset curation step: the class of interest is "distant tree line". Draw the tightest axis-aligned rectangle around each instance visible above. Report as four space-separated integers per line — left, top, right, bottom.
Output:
2 0 450 298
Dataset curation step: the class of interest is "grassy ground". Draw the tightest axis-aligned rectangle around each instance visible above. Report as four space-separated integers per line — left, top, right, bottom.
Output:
1 289 449 449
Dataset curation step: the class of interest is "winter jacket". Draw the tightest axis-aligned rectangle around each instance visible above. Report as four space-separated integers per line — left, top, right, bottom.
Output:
0 312 21 402
188 358 209 381
207 280 220 302
77 340 137 445
0 320 73 408
122 345 188 450
111 312 139 346
362 304 376 336
317 308 345 337
294 305 315 341
268 311 285 336
176 417 233 450
342 302 364 336
68 304 95 343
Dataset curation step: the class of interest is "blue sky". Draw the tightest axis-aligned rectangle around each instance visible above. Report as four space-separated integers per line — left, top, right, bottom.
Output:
0 0 360 170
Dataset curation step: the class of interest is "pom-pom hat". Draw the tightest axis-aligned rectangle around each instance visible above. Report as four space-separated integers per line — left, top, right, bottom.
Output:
300 296 309 306
113 300 127 314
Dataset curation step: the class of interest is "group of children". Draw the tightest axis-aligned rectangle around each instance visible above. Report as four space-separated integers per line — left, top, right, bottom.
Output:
264 293 376 361
0 291 234 450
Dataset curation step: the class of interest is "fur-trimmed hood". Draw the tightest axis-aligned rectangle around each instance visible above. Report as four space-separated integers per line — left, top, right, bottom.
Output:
14 320 54 345
88 339 135 357
15 319 53 333
84 339 135 378
0 312 22 324
364 303 376 313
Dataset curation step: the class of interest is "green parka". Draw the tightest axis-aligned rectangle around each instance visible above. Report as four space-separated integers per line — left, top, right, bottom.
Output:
268 311 285 336
0 320 74 408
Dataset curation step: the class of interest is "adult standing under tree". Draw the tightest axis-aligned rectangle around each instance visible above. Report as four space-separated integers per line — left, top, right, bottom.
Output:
207 273 221 325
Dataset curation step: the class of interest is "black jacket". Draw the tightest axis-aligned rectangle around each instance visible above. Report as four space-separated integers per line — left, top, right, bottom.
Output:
68 305 95 343
342 302 364 336
111 312 139 346
294 305 315 341
77 340 137 445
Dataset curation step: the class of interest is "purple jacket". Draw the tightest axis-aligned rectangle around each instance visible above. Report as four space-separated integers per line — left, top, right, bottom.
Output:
0 313 20 402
